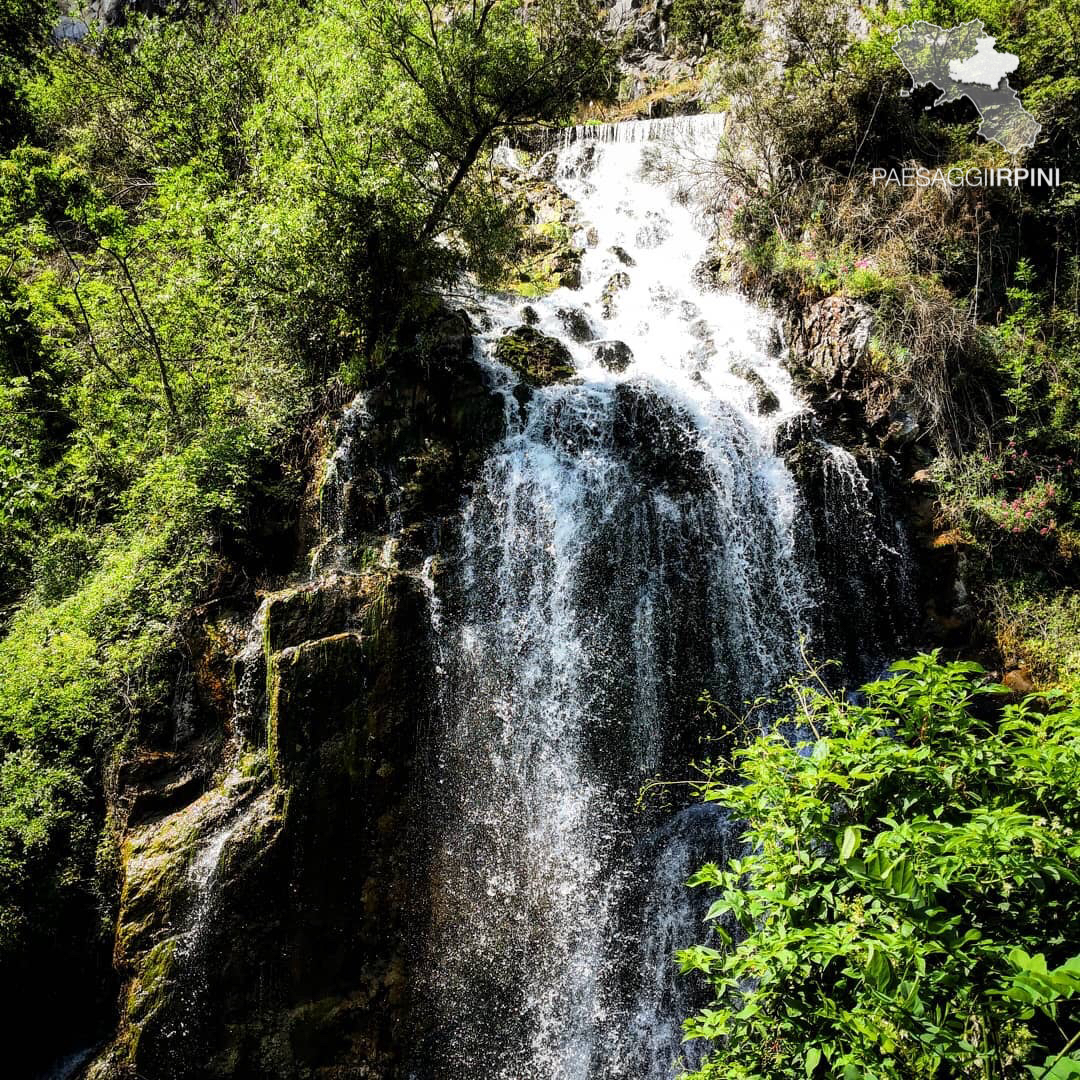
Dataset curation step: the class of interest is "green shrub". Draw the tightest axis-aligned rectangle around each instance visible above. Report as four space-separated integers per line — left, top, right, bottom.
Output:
681 654 1080 1079
993 585 1080 690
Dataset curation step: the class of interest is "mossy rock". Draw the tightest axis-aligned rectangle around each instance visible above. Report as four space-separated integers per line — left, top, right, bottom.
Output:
262 575 366 657
113 802 209 965
267 632 367 782
493 325 576 386
126 938 179 1032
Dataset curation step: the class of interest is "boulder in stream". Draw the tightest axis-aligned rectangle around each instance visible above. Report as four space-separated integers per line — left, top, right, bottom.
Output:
494 325 576 386
557 306 594 342
593 340 634 373
601 271 631 319
731 363 780 415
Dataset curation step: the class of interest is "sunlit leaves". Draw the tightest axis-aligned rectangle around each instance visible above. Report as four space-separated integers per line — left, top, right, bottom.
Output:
682 654 1080 1078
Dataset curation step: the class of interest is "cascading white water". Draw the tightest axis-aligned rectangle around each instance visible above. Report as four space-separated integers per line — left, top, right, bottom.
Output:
619 804 742 1079
560 113 727 146
414 114 908 1079
163 790 269 1046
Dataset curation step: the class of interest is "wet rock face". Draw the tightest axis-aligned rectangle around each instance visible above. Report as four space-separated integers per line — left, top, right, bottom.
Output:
556 306 594 342
613 382 708 494
323 306 506 570
789 295 873 389
494 324 576 386
774 411 822 456
89 302 506 1080
594 339 634 372
94 573 431 1080
602 271 631 319
263 573 367 656
731 362 780 415
530 150 558 181
268 631 366 780
780 425 914 670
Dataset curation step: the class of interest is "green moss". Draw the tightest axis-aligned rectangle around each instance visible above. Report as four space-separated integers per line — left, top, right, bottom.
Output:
127 937 179 1031
237 749 270 780
513 273 562 299
267 632 367 784
493 325 576 386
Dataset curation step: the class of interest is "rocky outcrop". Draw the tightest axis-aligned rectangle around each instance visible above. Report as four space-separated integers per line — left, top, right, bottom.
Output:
788 295 873 390
494 325 576 386
613 381 708 494
87 308 506 1079
601 271 631 319
774 290 975 651
493 149 584 295
556 306 595 343
781 295 878 442
92 568 434 1080
606 0 702 109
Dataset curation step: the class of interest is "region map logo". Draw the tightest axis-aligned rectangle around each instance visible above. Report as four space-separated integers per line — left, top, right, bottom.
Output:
892 19 1040 155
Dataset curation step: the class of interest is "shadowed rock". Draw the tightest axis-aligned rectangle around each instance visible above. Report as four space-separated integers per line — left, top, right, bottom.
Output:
557 307 594 342
594 340 634 373
602 271 631 319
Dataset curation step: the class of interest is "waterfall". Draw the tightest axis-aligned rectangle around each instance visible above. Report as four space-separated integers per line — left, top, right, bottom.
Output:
560 113 726 147
158 788 269 1053
619 805 743 1079
410 114 911 1078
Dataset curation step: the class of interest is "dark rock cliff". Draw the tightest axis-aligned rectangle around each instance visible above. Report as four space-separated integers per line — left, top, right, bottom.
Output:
773 292 973 652
84 310 505 1079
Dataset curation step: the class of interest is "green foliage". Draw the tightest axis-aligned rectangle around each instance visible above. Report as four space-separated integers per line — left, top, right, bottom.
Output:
0 0 49 152
992 585 1080 690
670 0 755 55
681 654 1080 1079
994 261 1080 454
0 0 611 1041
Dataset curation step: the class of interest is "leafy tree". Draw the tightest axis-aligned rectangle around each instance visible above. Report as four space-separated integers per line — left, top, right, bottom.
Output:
0 0 50 152
362 0 608 239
